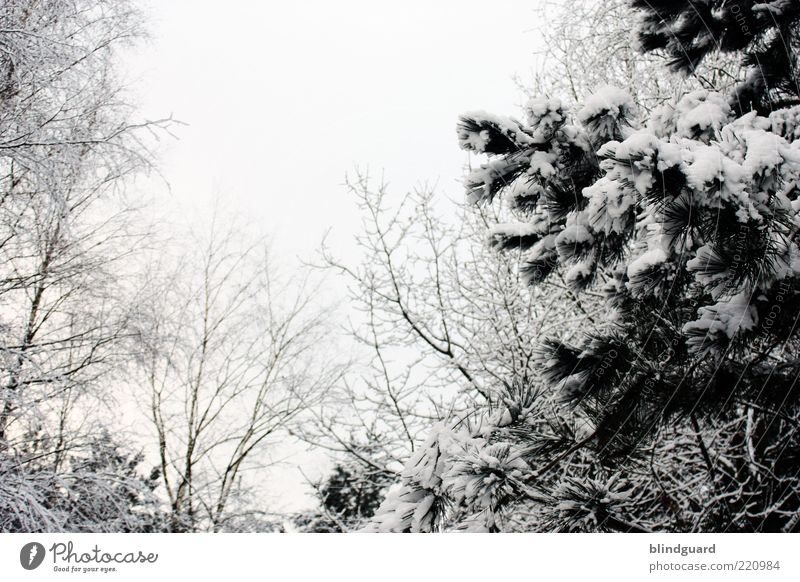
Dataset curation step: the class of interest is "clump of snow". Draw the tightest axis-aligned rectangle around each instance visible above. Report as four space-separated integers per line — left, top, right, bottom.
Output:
742 129 785 177
526 97 565 143
529 150 557 179
652 90 732 141
556 223 594 247
462 128 492 153
648 101 679 138
564 258 595 287
488 220 547 250
677 96 731 140
489 221 544 239
577 86 635 126
577 86 636 143
598 130 681 197
526 234 557 261
443 441 528 512
506 178 544 211
464 156 526 204
769 105 800 142
685 145 725 187
582 176 637 234
684 144 761 222
457 111 533 153
627 248 668 279
610 131 659 161
657 141 684 170
684 292 759 353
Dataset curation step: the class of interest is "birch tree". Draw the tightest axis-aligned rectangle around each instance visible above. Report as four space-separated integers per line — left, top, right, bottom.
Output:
133 216 343 532
0 0 173 532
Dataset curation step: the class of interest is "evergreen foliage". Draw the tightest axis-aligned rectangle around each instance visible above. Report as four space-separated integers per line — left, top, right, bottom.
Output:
633 0 800 114
367 0 800 532
296 463 391 532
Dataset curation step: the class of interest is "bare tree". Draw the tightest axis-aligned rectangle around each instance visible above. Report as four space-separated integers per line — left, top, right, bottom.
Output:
0 0 175 532
294 171 600 531
523 0 741 113
132 214 344 532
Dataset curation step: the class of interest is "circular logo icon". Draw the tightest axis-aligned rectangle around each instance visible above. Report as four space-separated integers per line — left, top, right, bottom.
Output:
20 542 46 570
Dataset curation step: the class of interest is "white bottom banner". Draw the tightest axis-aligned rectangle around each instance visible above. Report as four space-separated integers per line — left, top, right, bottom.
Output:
1 533 797 581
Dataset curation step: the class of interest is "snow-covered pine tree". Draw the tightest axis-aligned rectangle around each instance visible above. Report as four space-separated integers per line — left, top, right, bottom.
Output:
633 0 800 115
368 0 800 532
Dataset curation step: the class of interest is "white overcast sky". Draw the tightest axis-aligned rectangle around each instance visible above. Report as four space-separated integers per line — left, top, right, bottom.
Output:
131 1 545 252
127 0 547 512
